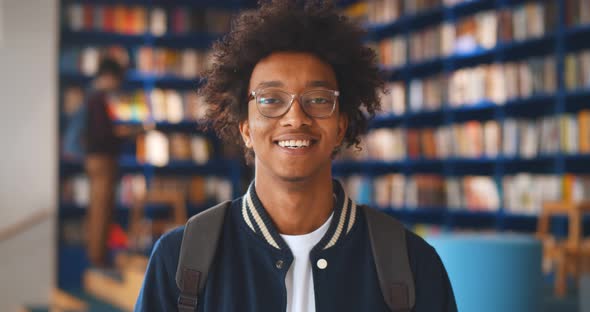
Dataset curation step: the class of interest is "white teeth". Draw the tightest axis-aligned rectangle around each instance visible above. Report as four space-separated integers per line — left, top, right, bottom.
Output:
277 139 311 148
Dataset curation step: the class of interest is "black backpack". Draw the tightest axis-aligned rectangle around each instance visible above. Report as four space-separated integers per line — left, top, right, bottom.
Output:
175 201 415 312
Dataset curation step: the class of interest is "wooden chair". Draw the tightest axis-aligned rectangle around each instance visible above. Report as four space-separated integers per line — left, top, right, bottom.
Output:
536 200 590 297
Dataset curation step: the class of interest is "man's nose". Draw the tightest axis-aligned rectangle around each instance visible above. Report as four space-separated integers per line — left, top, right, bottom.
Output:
279 98 313 128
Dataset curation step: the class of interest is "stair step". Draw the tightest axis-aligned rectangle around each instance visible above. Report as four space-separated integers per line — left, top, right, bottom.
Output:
114 252 148 273
18 306 49 312
20 287 124 312
64 287 125 312
83 268 139 311
115 252 148 297
52 287 88 311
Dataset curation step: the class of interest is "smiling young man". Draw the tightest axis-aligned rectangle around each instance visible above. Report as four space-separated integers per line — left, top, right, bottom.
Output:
135 1 456 311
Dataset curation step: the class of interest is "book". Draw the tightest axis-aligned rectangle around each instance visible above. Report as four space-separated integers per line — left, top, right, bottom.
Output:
476 11 497 50
445 177 462 209
565 50 590 89
435 126 451 159
539 116 559 155
406 129 421 159
204 9 232 34
191 136 211 165
441 55 555 108
391 174 406 208
65 4 154 34
83 4 94 31
374 175 392 207
103 6 115 32
421 128 438 159
139 131 212 166
565 54 579 90
525 2 544 38
572 175 590 201
150 7 167 36
379 36 406 67
519 119 538 159
483 120 500 158
113 5 127 34
408 80 424 112
382 82 406 115
169 133 192 161
80 47 99 76
145 130 169 166
67 4 84 31
61 174 89 206
497 9 513 42
579 110 590 153
560 114 579 154
503 174 560 214
488 64 507 103
165 90 184 123
134 47 206 78
118 174 146 206
188 177 207 204
61 45 130 76
367 0 402 25
565 0 590 26
364 109 590 161
463 176 499 211
462 121 482 158
172 8 189 34
366 128 405 161
441 22 455 56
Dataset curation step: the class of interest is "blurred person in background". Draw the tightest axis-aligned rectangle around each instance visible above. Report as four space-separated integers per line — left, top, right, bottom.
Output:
84 57 126 267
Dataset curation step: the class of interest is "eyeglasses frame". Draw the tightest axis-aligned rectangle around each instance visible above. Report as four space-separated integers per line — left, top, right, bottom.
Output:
248 88 340 118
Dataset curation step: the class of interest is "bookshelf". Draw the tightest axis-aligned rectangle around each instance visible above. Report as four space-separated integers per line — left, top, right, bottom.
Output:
57 0 257 289
56 0 590 289
335 0 590 236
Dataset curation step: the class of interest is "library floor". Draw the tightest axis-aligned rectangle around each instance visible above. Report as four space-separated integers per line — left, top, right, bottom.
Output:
22 283 581 312
544 286 578 312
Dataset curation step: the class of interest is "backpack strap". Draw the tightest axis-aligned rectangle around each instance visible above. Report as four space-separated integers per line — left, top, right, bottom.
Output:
175 201 231 312
363 206 415 312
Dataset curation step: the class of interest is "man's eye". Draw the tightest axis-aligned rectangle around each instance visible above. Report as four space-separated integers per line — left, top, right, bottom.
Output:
307 97 330 104
259 97 282 105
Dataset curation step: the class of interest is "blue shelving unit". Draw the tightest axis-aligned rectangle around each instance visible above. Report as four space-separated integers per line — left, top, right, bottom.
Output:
57 0 590 289
339 0 590 234
57 0 252 289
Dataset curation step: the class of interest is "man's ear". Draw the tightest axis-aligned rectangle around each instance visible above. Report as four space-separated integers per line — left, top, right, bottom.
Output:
239 119 252 148
337 112 349 145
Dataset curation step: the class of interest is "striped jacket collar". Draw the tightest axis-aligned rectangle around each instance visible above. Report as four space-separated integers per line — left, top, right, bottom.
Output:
240 179 358 251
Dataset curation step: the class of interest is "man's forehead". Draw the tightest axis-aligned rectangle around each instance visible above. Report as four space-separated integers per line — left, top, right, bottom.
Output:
249 52 339 90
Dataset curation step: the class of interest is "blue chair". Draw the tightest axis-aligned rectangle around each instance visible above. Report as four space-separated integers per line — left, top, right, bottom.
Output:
427 233 542 312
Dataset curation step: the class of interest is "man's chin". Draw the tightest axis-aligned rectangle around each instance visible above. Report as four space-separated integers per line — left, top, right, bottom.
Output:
275 169 313 183
280 175 308 183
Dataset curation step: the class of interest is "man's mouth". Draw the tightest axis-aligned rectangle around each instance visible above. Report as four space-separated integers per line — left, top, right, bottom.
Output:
274 139 317 149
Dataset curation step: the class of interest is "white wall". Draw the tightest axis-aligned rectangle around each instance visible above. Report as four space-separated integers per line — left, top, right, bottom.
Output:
0 0 57 310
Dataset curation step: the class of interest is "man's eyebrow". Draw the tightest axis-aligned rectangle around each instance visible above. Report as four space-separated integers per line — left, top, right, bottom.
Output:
306 80 334 88
255 80 335 89
257 81 284 88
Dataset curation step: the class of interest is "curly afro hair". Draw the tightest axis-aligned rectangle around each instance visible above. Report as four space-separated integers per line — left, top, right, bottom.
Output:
199 0 384 163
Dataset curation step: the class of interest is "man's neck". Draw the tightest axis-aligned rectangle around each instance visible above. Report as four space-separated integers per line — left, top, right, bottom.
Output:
254 168 335 235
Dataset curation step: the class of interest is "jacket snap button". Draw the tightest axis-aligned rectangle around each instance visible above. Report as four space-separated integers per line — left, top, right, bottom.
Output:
276 260 284 269
317 259 328 269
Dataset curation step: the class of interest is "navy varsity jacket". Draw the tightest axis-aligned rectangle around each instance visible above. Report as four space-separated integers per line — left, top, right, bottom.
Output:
135 181 457 311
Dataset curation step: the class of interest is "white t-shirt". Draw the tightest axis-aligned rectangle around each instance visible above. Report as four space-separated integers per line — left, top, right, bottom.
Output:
280 213 334 312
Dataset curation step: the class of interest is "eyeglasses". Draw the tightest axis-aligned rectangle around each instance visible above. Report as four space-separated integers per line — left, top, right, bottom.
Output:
248 88 339 118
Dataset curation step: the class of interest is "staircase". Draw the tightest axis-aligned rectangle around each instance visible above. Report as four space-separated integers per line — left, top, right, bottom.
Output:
20 253 148 312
